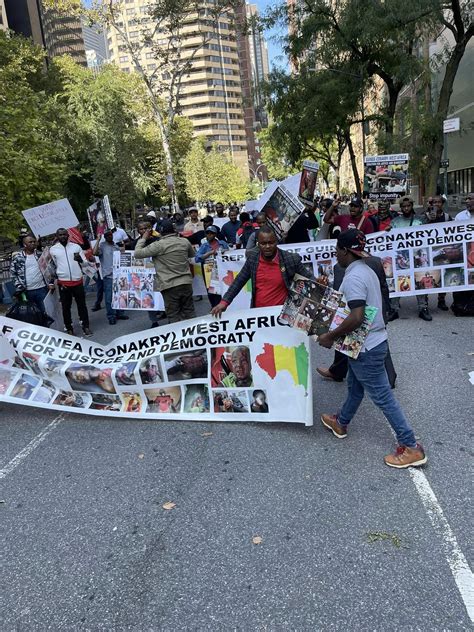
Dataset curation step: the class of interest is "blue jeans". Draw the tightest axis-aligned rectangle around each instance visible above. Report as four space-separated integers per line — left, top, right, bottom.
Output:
103 276 124 322
338 341 416 447
26 286 48 314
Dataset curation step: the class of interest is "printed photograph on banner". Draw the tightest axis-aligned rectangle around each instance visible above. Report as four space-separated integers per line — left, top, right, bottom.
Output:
138 357 163 385
386 278 396 292
413 248 431 269
115 362 137 386
364 154 409 200
87 200 109 238
298 161 319 206
213 389 249 413
211 346 253 388
396 275 412 292
32 381 56 404
395 249 410 271
145 387 182 413
0 368 17 395
53 390 91 408
443 267 465 287
432 244 464 265
250 389 269 413
468 270 474 285
414 270 441 290
467 242 474 267
22 352 43 376
127 291 142 309
183 384 210 413
40 358 67 382
315 261 334 286
90 393 122 411
121 392 143 413
12 354 29 371
164 350 208 381
10 374 40 400
65 365 116 394
381 256 394 278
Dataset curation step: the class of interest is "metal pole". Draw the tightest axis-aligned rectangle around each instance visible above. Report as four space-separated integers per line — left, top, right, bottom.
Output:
443 132 448 196
361 88 366 159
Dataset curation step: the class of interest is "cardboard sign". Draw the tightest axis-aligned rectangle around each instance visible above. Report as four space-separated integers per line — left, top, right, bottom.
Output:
22 199 78 237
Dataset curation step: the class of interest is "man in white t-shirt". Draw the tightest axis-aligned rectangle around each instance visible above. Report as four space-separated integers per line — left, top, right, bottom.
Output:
318 229 427 469
10 234 48 316
454 192 474 221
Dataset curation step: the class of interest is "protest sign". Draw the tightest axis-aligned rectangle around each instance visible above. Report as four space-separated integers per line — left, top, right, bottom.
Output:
261 185 305 240
112 251 165 311
299 161 319 206
216 221 474 303
87 197 114 239
22 199 79 237
0 308 312 424
364 154 409 201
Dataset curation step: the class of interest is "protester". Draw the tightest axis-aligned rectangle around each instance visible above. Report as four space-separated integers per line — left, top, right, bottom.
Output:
173 212 185 233
422 195 452 311
211 226 312 315
318 229 427 469
388 197 431 321
245 212 267 251
324 197 374 236
220 206 241 245
134 219 196 323
183 207 204 234
92 229 129 325
186 215 217 247
455 192 474 220
452 193 474 316
285 202 319 243
369 201 396 231
111 224 129 246
213 202 228 229
235 212 256 248
49 228 92 336
10 234 49 317
135 219 165 327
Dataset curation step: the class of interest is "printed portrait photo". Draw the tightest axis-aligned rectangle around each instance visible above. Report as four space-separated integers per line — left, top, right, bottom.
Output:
386 277 396 292
22 352 43 376
115 362 137 386
121 392 143 413
145 386 182 414
0 369 17 395
467 242 474 268
432 244 464 265
141 292 155 309
395 249 410 271
413 248 431 269
468 270 474 285
316 262 334 286
89 393 122 411
213 390 249 413
65 365 116 394
183 384 210 413
53 390 91 408
32 381 56 404
396 275 412 293
250 389 269 413
414 270 441 290
140 273 154 293
127 291 142 309
443 267 465 287
138 357 163 385
165 349 208 382
381 256 394 278
211 346 253 388
10 374 40 400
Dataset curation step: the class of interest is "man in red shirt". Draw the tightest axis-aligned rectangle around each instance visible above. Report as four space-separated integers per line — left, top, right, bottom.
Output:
211 226 312 315
324 197 374 236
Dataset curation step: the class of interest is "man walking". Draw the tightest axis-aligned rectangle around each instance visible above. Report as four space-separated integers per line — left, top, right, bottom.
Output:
211 225 312 315
49 228 92 336
10 233 49 317
323 197 374 236
92 229 129 325
220 206 241 245
134 220 196 323
183 207 204 234
318 229 427 469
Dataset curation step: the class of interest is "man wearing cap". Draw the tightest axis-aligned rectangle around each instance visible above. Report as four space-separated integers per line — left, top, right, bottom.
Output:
318 229 427 469
183 208 204 234
134 220 196 322
92 229 129 325
324 197 375 236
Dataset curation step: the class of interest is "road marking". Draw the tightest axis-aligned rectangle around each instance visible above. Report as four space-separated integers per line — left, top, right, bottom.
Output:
0 414 64 480
410 468 474 623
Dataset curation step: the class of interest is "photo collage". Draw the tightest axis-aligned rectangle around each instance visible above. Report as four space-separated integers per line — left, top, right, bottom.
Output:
0 343 271 418
381 240 474 295
111 251 164 311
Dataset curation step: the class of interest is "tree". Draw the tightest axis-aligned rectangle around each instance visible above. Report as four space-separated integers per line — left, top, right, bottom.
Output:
257 127 293 181
0 32 68 238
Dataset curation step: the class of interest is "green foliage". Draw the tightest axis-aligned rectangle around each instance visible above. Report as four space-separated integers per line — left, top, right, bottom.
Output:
258 127 292 180
0 32 68 238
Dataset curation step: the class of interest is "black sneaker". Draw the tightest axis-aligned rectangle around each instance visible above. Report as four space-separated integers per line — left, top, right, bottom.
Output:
82 327 93 336
91 304 102 312
418 308 432 321
387 310 399 322
109 319 116 325
437 300 449 311
116 315 129 320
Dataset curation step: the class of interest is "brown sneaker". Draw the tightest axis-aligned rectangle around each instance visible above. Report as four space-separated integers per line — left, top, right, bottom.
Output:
384 444 427 469
316 367 343 382
321 413 348 439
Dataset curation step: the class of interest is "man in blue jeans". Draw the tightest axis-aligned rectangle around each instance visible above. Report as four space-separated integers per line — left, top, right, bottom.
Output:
318 229 427 469
93 229 129 325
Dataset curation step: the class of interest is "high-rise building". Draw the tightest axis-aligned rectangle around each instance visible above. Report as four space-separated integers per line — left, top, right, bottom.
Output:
246 3 269 128
105 0 250 175
0 0 8 31
3 0 45 46
82 19 108 69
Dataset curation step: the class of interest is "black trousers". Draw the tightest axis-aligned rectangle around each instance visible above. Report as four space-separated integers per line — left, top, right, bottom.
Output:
58 283 89 330
161 284 196 323
329 344 397 388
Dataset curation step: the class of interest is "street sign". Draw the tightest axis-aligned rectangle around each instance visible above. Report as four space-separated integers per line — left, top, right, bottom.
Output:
443 118 460 133
440 159 450 168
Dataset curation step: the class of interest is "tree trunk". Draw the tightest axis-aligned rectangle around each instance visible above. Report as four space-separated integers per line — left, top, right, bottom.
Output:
384 81 402 153
345 131 361 196
426 37 470 195
149 96 179 211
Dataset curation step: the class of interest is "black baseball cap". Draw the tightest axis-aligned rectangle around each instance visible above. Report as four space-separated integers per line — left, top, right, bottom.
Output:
159 219 175 235
349 197 363 208
336 229 369 258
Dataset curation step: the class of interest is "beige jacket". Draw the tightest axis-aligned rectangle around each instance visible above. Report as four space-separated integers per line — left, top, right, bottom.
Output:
134 234 195 292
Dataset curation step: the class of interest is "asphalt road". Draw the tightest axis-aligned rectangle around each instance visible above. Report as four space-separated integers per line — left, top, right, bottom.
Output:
1 294 473 631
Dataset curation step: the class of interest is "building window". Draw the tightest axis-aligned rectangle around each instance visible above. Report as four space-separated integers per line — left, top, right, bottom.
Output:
126 8 135 15
119 55 128 63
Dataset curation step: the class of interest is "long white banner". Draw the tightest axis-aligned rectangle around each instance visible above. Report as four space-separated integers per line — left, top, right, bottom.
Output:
0 309 312 425
217 221 474 305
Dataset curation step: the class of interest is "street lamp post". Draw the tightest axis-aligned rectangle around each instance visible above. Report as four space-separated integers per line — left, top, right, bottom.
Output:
249 163 266 193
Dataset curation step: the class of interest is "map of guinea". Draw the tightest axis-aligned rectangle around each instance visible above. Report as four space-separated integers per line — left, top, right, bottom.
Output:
256 343 309 390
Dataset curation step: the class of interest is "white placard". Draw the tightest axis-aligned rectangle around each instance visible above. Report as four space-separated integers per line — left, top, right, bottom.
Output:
443 118 460 133
22 199 79 237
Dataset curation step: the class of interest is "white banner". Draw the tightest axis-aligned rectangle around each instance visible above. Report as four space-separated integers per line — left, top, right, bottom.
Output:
112 251 165 311
22 199 79 237
216 222 474 302
0 309 312 425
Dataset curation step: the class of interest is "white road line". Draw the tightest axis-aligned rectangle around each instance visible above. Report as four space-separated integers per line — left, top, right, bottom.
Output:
0 414 64 480
410 468 474 623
